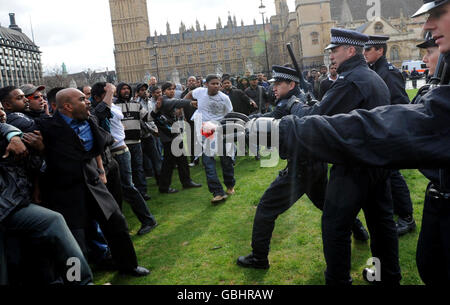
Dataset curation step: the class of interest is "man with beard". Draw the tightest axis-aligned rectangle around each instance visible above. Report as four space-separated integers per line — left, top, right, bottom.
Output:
114 83 151 201
36 88 151 277
222 75 257 116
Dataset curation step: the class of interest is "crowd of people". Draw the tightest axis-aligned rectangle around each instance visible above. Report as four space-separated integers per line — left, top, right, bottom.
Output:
0 0 449 286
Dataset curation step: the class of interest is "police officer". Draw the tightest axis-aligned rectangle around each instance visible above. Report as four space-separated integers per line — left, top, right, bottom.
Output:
236 65 329 269
276 0 450 285
280 28 401 285
363 35 416 236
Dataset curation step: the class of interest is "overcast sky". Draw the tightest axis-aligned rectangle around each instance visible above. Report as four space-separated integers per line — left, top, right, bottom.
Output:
0 0 295 74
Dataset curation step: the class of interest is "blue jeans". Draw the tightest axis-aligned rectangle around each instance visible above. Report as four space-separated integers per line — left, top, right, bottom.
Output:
128 143 148 197
114 150 156 226
1 204 93 285
202 155 235 197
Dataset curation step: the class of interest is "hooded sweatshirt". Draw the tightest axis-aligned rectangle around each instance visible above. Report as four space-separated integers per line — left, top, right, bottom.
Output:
114 82 149 145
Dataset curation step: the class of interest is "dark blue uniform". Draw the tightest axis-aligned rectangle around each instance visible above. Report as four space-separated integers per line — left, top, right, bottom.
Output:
250 90 328 260
278 53 450 285
288 54 401 285
370 56 415 226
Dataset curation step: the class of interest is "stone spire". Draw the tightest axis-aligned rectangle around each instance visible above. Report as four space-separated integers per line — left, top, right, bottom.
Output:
196 19 201 31
233 15 237 27
166 21 171 35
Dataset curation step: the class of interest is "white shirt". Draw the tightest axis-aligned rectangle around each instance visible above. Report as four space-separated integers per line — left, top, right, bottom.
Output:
192 87 233 123
110 104 126 149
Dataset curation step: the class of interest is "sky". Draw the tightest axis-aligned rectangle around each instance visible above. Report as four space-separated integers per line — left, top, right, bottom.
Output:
0 0 296 74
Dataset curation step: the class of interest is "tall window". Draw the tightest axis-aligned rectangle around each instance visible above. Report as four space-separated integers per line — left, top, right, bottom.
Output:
311 32 319 45
390 45 400 61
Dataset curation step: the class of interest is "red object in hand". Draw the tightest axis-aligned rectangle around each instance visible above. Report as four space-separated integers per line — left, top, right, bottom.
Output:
201 122 217 139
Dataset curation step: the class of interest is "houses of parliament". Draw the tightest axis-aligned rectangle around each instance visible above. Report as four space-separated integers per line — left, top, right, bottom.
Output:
109 0 427 84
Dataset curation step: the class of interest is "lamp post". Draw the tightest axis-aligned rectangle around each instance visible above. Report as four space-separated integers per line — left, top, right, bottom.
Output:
259 0 270 75
153 42 160 81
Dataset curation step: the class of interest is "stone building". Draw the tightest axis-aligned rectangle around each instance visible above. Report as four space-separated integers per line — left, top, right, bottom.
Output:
109 0 426 84
0 13 43 87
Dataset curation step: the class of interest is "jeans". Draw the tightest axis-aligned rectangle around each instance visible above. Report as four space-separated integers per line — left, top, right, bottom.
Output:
202 154 235 197
141 135 162 182
1 204 93 285
114 150 156 226
128 143 148 197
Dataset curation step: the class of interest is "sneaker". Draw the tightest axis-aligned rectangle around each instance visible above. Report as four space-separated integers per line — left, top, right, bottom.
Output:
237 253 270 270
396 216 416 236
226 187 235 195
211 194 228 205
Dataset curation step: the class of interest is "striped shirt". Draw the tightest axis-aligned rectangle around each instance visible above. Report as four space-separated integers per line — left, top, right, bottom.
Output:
114 100 149 145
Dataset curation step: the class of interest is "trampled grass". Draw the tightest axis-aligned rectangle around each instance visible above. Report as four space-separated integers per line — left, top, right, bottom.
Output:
94 89 429 285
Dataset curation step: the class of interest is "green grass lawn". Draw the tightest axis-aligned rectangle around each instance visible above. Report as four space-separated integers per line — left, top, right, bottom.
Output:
94 89 428 285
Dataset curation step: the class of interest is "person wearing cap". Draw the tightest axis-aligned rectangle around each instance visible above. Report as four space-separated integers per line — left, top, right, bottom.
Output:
275 0 450 285
280 28 401 285
19 84 49 118
236 64 329 270
363 35 416 237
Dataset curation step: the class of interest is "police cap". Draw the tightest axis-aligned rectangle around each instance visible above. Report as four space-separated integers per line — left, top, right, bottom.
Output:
412 0 450 18
325 28 369 50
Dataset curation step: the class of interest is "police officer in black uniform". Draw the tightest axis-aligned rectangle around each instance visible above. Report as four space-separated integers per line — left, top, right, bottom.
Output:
363 35 416 236
279 28 401 285
236 65 329 269
275 0 450 285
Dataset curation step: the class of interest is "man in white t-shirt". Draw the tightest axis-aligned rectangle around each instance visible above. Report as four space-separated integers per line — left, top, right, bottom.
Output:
185 74 235 204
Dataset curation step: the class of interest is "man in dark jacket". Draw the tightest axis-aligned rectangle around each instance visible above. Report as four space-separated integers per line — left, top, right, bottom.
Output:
152 82 202 194
181 76 200 166
364 35 416 236
0 104 93 285
245 75 270 114
222 75 257 115
281 28 401 285
37 88 150 277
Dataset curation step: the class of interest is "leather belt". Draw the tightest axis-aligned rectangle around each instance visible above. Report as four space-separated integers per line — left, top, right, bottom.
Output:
111 146 129 157
427 184 450 200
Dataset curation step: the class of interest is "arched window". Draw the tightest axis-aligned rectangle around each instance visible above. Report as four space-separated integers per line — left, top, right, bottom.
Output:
390 45 400 61
375 22 384 33
311 32 319 45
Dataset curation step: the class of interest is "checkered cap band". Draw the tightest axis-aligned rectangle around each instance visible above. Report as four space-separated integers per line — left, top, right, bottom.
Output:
272 71 300 83
331 35 366 47
366 39 387 46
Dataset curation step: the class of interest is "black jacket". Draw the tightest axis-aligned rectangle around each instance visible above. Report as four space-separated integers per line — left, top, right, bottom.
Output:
370 56 410 105
36 112 120 229
151 96 192 143
223 88 253 115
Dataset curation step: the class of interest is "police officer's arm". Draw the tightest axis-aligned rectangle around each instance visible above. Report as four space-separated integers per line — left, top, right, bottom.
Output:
278 86 450 169
289 79 364 118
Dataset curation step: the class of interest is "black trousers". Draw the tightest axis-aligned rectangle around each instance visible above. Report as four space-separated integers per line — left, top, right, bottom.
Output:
251 161 328 258
159 141 191 192
417 183 450 285
72 193 138 273
322 166 401 285
390 170 413 218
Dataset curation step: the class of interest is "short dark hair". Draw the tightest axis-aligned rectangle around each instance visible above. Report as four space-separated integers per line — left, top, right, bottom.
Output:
161 82 174 92
149 86 160 93
373 44 388 56
0 86 17 103
91 82 107 98
47 87 65 104
222 75 231 82
206 74 220 83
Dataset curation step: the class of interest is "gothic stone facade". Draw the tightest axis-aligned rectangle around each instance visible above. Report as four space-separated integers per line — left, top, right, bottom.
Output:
109 0 426 84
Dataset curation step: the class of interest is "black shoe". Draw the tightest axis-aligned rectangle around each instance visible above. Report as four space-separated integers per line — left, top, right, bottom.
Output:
237 253 270 270
396 216 416 236
137 222 158 236
159 188 179 194
183 181 202 189
352 219 370 241
141 194 151 201
120 266 150 277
